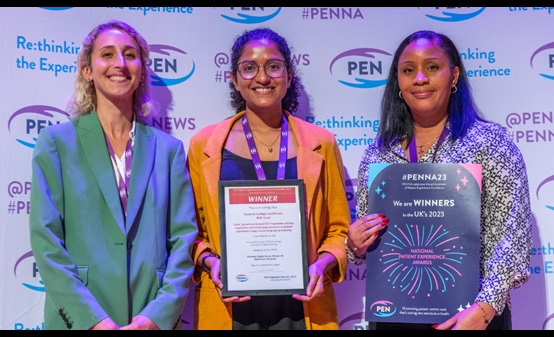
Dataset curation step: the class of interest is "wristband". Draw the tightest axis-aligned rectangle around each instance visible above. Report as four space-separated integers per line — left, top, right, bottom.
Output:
475 301 490 324
201 252 219 273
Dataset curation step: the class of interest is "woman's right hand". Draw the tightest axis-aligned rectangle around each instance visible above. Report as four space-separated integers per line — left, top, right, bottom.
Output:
347 213 389 257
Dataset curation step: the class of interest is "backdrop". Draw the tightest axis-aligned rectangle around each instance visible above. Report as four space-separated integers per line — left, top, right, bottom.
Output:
1 7 552 330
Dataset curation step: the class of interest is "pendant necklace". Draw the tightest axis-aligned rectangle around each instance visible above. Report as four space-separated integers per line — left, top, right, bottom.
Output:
417 135 440 156
252 131 281 153
242 114 288 180
409 126 450 163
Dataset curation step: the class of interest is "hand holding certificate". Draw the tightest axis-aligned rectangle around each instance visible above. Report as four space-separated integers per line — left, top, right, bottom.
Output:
219 179 309 297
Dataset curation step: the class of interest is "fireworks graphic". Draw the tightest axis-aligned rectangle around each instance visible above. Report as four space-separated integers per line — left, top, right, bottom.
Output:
379 223 467 298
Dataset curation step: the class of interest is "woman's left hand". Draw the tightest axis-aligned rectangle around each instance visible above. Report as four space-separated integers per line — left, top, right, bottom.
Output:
292 252 334 302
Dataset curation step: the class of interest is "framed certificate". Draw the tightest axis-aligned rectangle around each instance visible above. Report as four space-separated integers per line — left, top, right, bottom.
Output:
364 163 482 324
219 179 309 297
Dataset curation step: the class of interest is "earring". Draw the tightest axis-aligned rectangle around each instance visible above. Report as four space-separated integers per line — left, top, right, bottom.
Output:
398 91 403 99
451 85 458 94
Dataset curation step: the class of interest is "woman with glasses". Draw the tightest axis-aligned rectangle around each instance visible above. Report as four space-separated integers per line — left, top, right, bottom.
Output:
186 27 350 330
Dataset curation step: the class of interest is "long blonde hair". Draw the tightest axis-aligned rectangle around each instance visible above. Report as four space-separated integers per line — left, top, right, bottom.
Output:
66 20 157 120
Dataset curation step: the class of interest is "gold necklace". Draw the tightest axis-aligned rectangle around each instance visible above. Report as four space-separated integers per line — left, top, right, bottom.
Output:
417 136 439 156
253 131 281 153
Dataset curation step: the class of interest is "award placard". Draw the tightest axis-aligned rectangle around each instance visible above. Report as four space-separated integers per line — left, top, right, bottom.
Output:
364 163 482 324
219 179 309 297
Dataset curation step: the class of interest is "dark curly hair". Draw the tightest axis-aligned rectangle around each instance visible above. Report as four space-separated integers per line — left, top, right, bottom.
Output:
228 27 300 114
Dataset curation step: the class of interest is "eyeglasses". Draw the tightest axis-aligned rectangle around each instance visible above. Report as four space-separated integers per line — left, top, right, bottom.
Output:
236 59 287 80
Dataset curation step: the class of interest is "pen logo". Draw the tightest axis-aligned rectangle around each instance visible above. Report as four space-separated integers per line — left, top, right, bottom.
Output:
14 250 44 292
420 7 486 22
329 48 392 89
338 311 366 330
236 274 249 282
216 7 281 24
543 312 554 330
8 105 70 149
148 44 195 87
530 42 554 80
40 7 73 10
370 300 396 318
536 175 554 211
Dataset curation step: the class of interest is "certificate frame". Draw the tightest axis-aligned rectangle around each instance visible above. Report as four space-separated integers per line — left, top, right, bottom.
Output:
219 179 309 297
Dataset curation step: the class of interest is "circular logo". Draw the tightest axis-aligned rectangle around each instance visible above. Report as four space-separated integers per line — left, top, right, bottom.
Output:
235 274 248 282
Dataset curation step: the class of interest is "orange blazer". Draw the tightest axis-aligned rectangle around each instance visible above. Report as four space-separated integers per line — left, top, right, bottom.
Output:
186 111 350 330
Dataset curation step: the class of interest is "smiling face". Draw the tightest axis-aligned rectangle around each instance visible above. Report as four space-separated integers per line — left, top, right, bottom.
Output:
230 39 292 115
82 28 143 108
397 37 459 122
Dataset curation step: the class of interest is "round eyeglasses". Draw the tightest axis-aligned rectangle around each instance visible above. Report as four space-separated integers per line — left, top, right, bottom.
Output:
237 59 287 80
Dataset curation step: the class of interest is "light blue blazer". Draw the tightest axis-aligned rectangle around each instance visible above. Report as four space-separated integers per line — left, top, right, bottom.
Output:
29 112 198 330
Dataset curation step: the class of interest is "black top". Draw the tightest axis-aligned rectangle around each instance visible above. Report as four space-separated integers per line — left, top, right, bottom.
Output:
220 148 298 181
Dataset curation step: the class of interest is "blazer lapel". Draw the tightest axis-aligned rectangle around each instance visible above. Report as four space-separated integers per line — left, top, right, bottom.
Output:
288 115 323 213
203 113 243 227
125 122 155 233
77 113 126 232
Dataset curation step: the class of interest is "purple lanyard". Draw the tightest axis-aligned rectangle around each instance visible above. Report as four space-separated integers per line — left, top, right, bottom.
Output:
242 114 288 180
104 134 133 216
408 126 449 163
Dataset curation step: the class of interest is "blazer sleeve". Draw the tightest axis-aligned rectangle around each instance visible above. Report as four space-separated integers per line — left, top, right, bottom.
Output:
29 127 109 330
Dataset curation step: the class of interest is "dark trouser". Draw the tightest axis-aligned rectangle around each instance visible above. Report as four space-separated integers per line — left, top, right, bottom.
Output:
367 306 512 330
